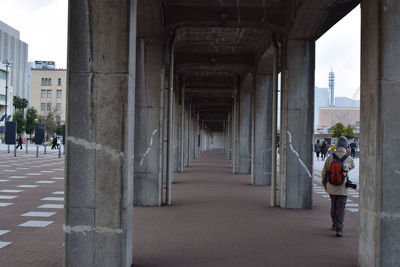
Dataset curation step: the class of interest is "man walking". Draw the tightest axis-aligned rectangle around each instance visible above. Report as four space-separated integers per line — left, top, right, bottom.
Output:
16 135 23 149
321 136 355 237
314 140 321 160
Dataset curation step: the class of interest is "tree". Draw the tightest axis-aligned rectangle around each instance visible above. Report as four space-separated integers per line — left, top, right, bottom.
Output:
55 123 63 136
13 110 26 134
343 124 356 140
329 123 345 138
13 96 29 112
329 122 356 140
25 107 38 139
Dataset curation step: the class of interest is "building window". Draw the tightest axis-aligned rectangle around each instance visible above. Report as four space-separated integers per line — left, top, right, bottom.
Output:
56 103 61 111
49 78 52 85
56 116 61 122
57 90 62 98
41 103 45 111
58 78 61 86
41 78 45 85
47 103 51 111
47 90 52 98
41 90 46 98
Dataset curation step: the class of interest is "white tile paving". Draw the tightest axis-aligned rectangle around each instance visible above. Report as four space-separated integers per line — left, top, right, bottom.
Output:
346 203 359 207
41 197 64 201
0 180 9 182
17 185 38 188
51 191 64 195
2 170 16 172
0 230 10 236
347 208 359 213
16 167 29 170
0 241 12 249
21 211 56 217
0 190 23 193
51 177 64 180
0 203 13 207
18 220 54 227
8 176 27 179
26 173 41 176
35 181 56 184
0 196 18 200
38 204 64 209
40 170 54 173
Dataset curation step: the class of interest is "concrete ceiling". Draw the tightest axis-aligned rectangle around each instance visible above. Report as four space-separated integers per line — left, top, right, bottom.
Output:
167 0 359 132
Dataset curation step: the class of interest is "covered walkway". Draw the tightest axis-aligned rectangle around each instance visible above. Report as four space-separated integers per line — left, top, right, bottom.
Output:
133 150 357 267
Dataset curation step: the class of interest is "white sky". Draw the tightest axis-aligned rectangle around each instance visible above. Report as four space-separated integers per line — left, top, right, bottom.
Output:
0 1 360 99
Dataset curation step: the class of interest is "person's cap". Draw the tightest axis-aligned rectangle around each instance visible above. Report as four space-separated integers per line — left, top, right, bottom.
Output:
337 136 348 148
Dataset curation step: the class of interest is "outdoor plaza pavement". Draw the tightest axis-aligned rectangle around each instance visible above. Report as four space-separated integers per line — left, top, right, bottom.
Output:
0 146 359 266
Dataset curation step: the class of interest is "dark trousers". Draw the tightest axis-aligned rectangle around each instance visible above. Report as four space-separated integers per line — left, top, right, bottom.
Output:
316 152 320 158
16 143 22 149
321 152 327 160
330 195 347 231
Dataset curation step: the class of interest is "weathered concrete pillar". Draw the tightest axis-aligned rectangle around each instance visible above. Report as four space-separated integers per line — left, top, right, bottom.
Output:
232 84 240 173
359 1 400 266
252 73 273 185
239 76 253 174
227 113 232 160
279 39 314 209
134 1 163 205
65 1 136 266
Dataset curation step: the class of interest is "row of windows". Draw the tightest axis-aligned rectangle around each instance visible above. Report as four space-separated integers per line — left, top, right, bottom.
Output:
41 89 62 98
41 103 62 111
41 78 62 86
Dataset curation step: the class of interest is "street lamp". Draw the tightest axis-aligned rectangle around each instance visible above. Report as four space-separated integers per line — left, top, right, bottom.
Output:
2 60 13 118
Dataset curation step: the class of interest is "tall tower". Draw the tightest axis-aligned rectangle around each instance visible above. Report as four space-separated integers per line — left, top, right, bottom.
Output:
328 68 335 107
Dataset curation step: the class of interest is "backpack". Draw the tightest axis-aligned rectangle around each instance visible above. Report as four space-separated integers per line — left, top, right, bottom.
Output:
327 154 348 185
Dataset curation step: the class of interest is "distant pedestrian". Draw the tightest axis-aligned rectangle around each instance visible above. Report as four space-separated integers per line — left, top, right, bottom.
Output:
51 136 58 150
321 141 328 160
314 140 321 160
350 141 357 158
322 136 355 237
16 135 23 149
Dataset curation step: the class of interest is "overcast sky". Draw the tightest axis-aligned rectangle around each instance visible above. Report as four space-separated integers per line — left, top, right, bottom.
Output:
0 1 360 99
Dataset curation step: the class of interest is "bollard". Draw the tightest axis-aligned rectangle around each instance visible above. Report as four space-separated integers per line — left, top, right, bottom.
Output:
44 145 46 154
14 145 16 157
58 146 61 158
7 144 10 153
36 146 39 158
26 142 28 154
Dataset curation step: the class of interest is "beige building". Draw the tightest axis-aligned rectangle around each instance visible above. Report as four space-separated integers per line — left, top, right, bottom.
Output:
318 107 360 129
30 69 67 123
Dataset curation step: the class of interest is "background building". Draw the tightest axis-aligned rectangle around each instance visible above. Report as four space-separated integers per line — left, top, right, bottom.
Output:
0 21 29 100
30 68 67 123
318 107 360 130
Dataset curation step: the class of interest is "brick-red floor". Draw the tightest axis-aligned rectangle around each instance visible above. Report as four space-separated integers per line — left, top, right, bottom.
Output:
133 150 358 267
0 149 358 266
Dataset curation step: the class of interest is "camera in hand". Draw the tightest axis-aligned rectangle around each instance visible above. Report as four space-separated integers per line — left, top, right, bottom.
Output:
345 180 357 189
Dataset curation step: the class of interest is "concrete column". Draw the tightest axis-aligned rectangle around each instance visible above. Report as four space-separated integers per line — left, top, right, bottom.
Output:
279 39 314 209
232 85 240 173
359 1 400 266
227 113 232 160
252 74 273 185
187 101 191 167
134 17 163 206
239 85 252 174
65 1 136 266
180 86 185 172
174 92 180 172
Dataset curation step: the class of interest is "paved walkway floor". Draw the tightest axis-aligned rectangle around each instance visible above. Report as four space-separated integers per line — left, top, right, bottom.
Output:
0 149 358 266
133 150 358 267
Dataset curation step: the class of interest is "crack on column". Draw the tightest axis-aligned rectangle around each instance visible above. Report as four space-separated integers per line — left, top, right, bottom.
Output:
286 131 312 179
67 136 124 161
139 129 158 166
64 225 123 236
